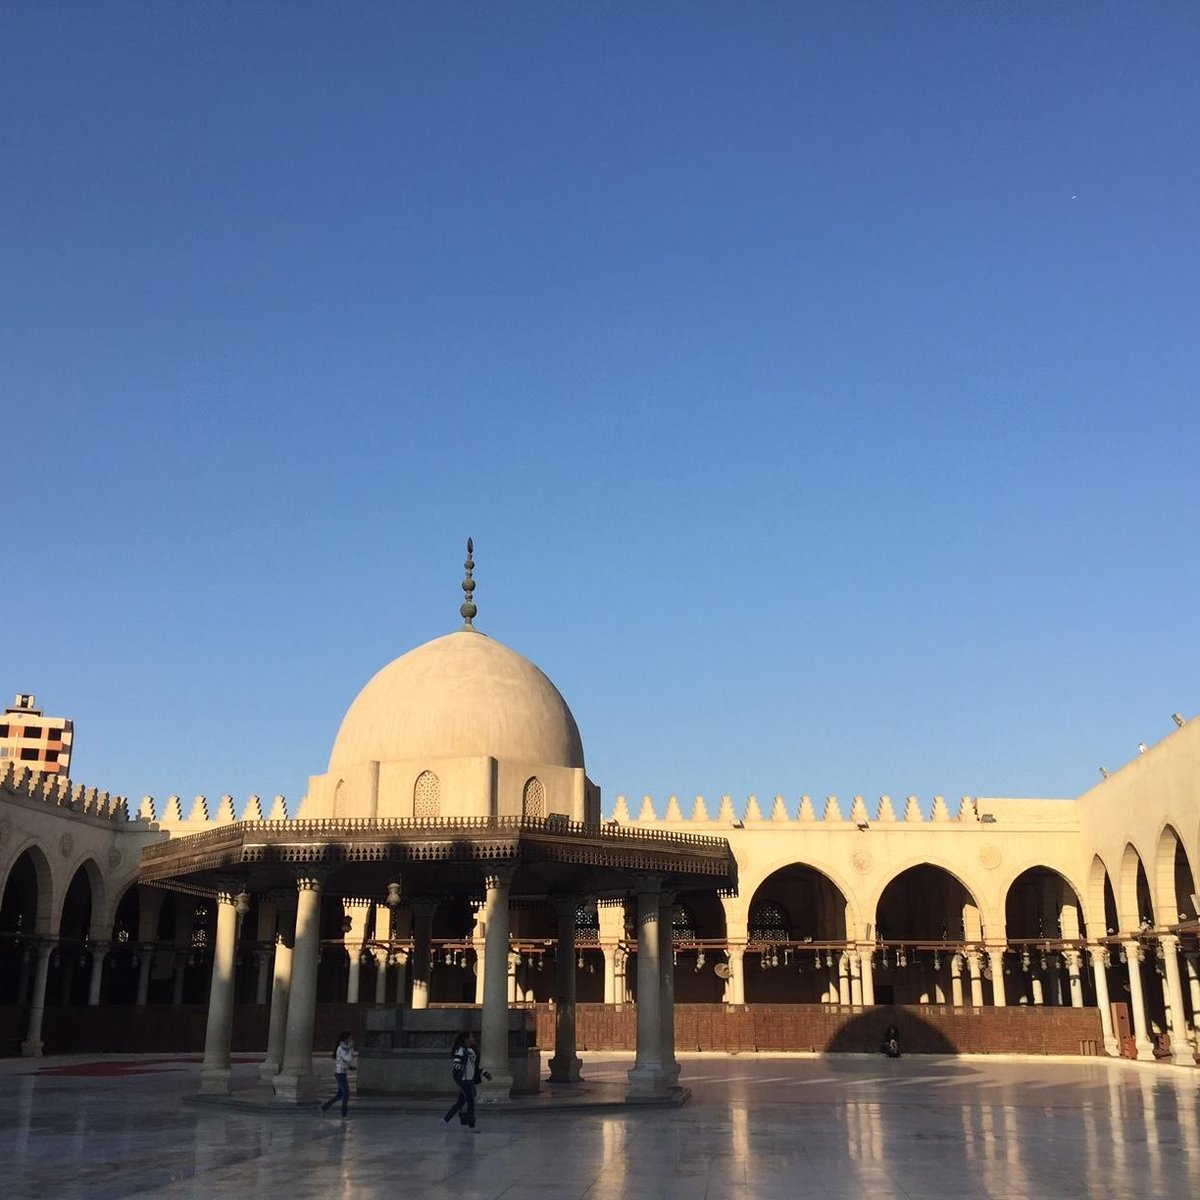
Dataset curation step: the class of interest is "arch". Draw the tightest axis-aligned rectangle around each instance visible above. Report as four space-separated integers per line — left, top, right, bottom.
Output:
1117 843 1153 932
874 863 982 943
522 776 546 820
745 863 852 942
52 857 107 940
0 841 54 936
869 857 987 928
739 855 864 937
413 770 441 820
1003 865 1088 940
1086 854 1117 935
1153 824 1198 924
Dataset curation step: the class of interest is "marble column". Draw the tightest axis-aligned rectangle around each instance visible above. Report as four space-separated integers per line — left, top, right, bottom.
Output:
273 874 324 1103
1123 941 1156 1062
199 892 240 1094
134 945 154 1006
986 946 1007 1006
1089 947 1119 1057
950 954 965 1007
16 945 33 1008
859 949 875 1006
602 943 617 1004
837 952 851 1006
627 878 664 1098
1030 968 1045 1006
549 895 583 1082
479 867 513 1098
1183 951 1200 1051
260 901 295 1081
86 942 110 1006
171 951 188 1006
473 908 486 1004
657 892 679 1087
373 950 389 1004
727 944 746 1005
849 951 863 1006
344 901 370 1004
410 898 436 1010
20 940 55 1057
1064 951 1084 1008
507 950 519 1004
254 900 277 1005
966 951 984 1007
1159 935 1194 1066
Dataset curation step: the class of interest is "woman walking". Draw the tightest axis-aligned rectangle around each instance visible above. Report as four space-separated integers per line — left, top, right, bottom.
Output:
320 1031 356 1117
442 1030 490 1130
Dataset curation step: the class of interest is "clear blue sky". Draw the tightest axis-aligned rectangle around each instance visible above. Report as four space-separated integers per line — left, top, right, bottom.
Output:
3 4 1197 815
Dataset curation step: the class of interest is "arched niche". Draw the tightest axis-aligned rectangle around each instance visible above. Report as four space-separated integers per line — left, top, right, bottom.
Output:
0 845 53 1003
1003 866 1089 1007
1154 825 1198 925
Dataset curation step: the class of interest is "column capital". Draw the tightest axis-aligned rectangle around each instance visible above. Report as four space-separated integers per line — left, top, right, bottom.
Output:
483 864 515 891
410 895 441 918
294 868 332 891
632 873 662 896
1158 932 1180 951
552 893 582 921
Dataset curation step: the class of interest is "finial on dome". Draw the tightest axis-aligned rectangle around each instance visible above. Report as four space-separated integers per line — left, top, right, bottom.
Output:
460 537 478 628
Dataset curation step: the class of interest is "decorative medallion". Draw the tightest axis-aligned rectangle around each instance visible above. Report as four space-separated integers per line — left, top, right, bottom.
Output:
851 849 873 875
108 848 122 870
60 832 74 858
978 844 1001 870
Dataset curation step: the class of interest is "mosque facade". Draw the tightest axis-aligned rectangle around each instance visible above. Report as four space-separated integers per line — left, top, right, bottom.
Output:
1 555 1197 1085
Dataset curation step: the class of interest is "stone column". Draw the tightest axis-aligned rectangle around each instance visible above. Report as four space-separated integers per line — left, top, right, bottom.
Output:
657 892 679 1087
86 942 111 1006
859 949 875 1006
199 891 240 1094
260 901 295 1081
410 898 437 1010
1089 947 1119 1057
602 943 617 1004
837 952 851 1006
1159 935 1193 1066
254 900 277 1005
1123 941 1156 1062
549 895 583 1083
273 874 324 1103
480 867 514 1098
393 949 409 1004
849 951 863 1006
171 951 188 1005
374 950 389 1004
507 950 519 1003
965 951 984 1006
1183 951 1200 1051
344 900 370 1004
1064 951 1084 1008
727 944 746 1004
627 878 664 1098
986 946 1007 1006
16 945 33 1007
1030 966 1045 1006
20 940 55 1057
472 906 486 1004
950 954 965 1008
135 945 154 1006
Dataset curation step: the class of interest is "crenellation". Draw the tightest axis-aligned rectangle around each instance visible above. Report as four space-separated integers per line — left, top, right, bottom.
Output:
716 795 736 823
663 795 684 820
769 795 789 821
162 795 184 823
744 794 764 821
188 795 209 822
139 796 157 821
931 794 950 821
823 794 843 821
610 795 632 823
214 794 237 824
268 794 288 821
636 794 657 822
904 795 923 822
244 795 265 821
876 794 896 821
690 795 710 822
957 796 977 822
849 795 869 824
797 795 816 821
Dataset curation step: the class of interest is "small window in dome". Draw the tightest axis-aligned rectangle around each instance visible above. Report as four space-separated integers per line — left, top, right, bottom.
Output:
414 770 441 819
522 777 546 820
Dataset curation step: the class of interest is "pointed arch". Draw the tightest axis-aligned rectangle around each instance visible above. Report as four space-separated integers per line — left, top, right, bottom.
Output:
1154 824 1198 924
522 776 546 820
1117 843 1153 932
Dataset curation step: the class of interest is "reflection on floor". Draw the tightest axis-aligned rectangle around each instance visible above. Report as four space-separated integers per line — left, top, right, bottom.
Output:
2 1051 1196 1199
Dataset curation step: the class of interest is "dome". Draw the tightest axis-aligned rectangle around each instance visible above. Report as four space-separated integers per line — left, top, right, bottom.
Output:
328 629 585 773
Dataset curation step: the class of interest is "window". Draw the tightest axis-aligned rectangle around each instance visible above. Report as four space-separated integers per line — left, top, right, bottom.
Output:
672 903 697 944
48 727 63 740
23 726 41 738
522 777 546 820
0 748 8 758
414 770 441 819
749 901 790 943
45 750 59 762
20 748 38 760
0 724 8 737
575 902 600 945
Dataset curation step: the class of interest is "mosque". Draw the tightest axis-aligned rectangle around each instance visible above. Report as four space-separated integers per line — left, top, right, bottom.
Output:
1 543 1197 1100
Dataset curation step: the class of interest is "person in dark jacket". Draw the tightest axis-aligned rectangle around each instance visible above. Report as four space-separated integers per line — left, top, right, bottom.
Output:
881 1024 901 1058
442 1030 491 1129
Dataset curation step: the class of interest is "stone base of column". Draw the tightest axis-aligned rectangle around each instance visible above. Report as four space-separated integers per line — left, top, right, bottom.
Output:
258 1058 282 1083
272 1070 319 1103
1170 1044 1194 1066
548 1054 583 1083
626 1060 665 1098
198 1067 231 1095
1102 1035 1120 1057
477 1073 514 1103
662 1060 681 1086
1134 1040 1155 1063
19 1039 43 1058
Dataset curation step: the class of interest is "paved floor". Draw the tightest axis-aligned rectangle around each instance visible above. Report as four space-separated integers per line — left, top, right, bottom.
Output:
2 1052 1197 1199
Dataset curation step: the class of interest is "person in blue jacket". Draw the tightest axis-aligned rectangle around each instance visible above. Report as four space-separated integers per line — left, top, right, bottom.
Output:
442 1030 491 1129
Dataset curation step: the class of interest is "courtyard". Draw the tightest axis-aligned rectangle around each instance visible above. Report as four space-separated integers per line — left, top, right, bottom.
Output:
2 1052 1196 1200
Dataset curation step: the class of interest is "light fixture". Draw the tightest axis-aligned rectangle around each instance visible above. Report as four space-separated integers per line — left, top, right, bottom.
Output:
234 890 251 917
385 882 402 909
1171 713 1185 728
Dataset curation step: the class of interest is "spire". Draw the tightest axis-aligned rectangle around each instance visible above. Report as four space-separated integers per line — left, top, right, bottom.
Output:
460 537 478 628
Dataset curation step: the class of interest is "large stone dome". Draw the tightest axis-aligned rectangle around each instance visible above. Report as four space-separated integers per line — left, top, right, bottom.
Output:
328 629 585 773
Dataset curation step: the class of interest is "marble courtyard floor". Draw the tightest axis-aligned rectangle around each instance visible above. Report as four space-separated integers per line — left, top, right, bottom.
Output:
1 1051 1197 1200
